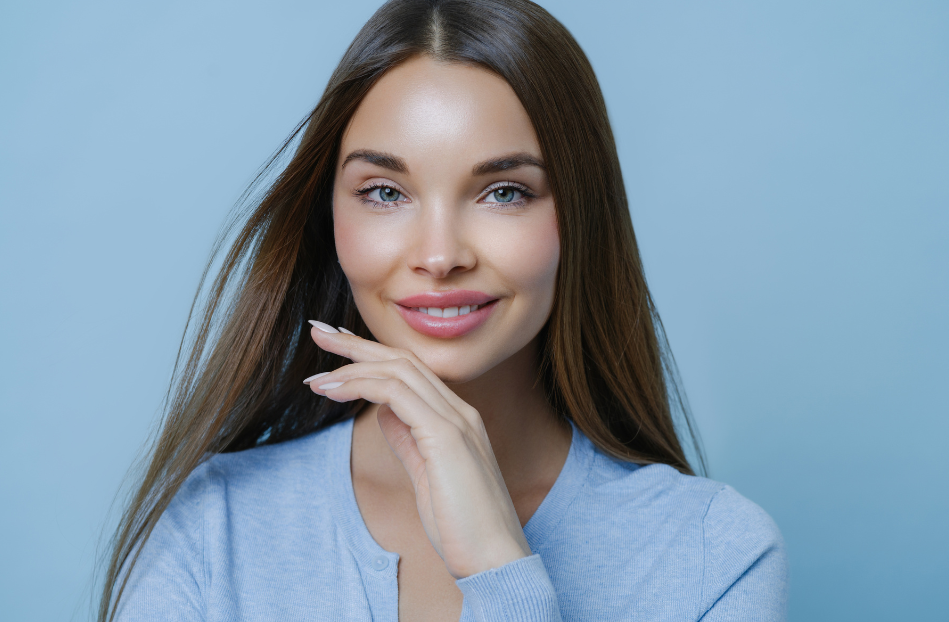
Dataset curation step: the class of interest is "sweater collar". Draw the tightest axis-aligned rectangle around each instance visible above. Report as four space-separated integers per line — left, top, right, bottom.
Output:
327 415 595 569
522 419 596 549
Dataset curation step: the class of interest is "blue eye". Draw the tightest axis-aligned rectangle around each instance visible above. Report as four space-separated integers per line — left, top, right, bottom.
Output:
367 186 402 202
484 187 522 203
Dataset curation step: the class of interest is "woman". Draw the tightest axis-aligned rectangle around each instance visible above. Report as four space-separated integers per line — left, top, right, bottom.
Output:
101 0 788 620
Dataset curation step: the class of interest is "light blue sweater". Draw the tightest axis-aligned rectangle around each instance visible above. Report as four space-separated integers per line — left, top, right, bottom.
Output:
116 417 788 621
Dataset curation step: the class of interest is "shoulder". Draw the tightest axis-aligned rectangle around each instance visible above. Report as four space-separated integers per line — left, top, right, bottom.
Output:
698 483 788 614
585 447 783 547
162 418 350 528
212 417 347 474
538 435 788 618
580 444 786 581
117 420 353 619
580 446 720 528
206 419 345 485
701 483 785 559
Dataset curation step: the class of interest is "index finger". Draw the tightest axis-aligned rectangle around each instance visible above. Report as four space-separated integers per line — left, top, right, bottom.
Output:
308 320 481 423
309 321 408 364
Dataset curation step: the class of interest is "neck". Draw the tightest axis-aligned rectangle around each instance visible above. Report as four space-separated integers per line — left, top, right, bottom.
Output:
446 338 571 492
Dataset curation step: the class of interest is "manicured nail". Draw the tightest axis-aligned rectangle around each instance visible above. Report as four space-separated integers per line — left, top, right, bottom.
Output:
338 327 355 335
303 372 329 384
318 382 344 390
308 320 339 334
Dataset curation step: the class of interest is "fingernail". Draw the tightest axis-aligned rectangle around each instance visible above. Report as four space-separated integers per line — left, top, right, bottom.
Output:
308 320 339 334
303 372 329 384
338 327 355 336
318 382 344 390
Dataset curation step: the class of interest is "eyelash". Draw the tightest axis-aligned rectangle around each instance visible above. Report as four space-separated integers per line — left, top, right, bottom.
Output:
481 181 536 209
352 183 402 209
352 181 537 210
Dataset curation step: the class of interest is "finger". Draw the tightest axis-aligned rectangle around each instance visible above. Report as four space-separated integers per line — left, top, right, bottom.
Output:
309 321 482 425
318 377 463 454
310 321 410 364
307 359 463 427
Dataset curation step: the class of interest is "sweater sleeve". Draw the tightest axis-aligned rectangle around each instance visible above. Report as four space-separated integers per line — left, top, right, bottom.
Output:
456 554 563 622
698 486 789 621
113 463 210 622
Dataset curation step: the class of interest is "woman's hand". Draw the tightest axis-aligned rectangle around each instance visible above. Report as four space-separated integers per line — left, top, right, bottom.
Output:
304 320 532 579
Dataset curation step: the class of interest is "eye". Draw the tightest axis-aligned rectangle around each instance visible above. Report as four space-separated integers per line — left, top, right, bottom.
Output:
367 186 403 203
353 182 409 208
480 182 535 207
484 187 522 203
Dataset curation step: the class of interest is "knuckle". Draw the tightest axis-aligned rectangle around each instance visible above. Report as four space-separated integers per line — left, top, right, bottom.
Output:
462 405 481 422
395 357 415 373
396 349 422 365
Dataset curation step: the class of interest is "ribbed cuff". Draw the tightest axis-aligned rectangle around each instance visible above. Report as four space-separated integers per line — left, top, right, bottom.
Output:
456 554 563 622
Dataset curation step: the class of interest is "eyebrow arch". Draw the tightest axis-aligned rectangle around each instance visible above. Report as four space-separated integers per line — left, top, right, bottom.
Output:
340 149 546 176
341 149 408 173
472 152 546 176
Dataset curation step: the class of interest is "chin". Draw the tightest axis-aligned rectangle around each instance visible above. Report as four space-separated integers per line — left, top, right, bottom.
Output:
363 310 538 385
413 348 494 385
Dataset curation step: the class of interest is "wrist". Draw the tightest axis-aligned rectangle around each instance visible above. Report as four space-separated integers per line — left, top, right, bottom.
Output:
448 536 532 579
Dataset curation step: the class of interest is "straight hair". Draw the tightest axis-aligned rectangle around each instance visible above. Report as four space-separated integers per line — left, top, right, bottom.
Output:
99 0 705 619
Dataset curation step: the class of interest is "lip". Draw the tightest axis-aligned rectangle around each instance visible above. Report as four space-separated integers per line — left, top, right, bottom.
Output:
394 290 499 339
396 290 497 308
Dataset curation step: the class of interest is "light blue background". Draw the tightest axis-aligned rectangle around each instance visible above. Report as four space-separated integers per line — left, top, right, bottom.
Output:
1 1 946 620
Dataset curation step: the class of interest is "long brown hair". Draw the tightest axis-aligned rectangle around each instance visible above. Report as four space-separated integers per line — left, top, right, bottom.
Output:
99 0 705 618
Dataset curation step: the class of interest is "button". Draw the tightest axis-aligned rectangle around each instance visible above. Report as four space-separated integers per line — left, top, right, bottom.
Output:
372 555 389 571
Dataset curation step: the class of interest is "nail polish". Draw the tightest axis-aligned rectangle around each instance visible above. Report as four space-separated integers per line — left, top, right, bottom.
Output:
338 327 355 335
319 382 344 390
303 372 329 384
308 320 339 334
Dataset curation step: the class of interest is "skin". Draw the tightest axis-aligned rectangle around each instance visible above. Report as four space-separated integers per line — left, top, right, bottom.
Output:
307 55 572 621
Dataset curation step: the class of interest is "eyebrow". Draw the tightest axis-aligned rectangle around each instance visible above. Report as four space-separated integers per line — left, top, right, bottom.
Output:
341 149 408 173
472 153 546 175
340 149 546 176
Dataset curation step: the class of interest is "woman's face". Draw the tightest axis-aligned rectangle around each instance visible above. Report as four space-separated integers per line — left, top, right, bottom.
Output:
332 56 559 384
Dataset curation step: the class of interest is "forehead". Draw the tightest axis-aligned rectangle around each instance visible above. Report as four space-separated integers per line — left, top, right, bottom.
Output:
340 56 540 168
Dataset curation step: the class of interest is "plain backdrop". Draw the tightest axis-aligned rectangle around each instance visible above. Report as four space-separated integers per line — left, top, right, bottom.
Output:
1 1 947 620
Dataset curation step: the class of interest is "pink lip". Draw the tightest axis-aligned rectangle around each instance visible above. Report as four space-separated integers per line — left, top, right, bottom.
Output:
396 290 496 308
394 290 499 339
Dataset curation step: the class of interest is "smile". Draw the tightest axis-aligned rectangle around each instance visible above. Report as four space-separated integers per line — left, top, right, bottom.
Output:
412 305 480 317
394 290 499 338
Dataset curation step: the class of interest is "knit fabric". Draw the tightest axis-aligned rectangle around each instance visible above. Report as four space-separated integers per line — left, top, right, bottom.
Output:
116 417 788 621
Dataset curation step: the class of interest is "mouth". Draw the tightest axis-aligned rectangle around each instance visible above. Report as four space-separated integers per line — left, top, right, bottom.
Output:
409 303 485 318
394 290 500 338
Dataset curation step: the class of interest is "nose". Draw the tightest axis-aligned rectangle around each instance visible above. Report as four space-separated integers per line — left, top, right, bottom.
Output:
407 204 476 279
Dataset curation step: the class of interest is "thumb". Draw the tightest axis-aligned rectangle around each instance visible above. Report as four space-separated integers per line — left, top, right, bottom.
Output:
376 405 426 488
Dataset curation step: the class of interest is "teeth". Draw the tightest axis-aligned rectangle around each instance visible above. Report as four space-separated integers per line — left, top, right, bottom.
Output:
415 304 480 317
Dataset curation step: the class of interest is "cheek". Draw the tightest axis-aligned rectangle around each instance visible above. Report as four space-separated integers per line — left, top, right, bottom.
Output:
485 208 560 305
333 206 401 299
